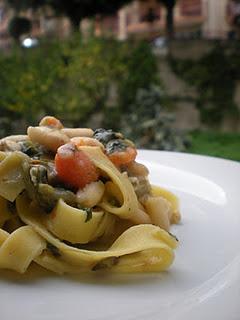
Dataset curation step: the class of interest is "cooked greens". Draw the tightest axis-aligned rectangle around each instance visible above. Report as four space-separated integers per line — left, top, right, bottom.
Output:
19 141 44 158
94 128 134 154
105 139 128 154
47 242 61 257
93 128 123 145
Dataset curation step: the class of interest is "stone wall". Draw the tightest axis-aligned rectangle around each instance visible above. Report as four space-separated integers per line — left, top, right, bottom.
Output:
157 40 240 132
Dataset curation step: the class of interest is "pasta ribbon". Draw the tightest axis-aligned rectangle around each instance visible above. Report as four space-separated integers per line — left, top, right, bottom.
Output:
14 193 177 274
79 147 143 223
0 196 12 227
0 152 27 202
0 119 181 275
0 226 46 273
45 199 115 244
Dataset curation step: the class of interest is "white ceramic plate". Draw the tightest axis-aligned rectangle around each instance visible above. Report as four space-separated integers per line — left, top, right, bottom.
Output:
1 151 240 320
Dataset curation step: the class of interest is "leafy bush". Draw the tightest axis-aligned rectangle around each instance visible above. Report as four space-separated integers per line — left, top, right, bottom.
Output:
0 36 185 152
0 42 64 125
169 43 240 125
0 37 160 137
122 85 190 151
59 37 127 125
118 41 160 111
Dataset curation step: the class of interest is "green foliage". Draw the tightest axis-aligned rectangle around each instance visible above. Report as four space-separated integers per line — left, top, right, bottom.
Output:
169 43 240 125
122 85 190 151
188 131 240 161
8 16 32 42
0 36 185 152
119 41 160 111
0 42 64 126
62 38 127 124
0 37 160 137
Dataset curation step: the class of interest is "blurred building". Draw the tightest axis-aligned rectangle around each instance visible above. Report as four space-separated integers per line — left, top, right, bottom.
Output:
0 0 233 49
98 0 230 40
0 0 70 50
202 0 229 38
117 0 203 40
0 0 12 49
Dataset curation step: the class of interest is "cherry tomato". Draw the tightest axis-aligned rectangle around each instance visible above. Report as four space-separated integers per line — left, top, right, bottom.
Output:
108 147 137 167
55 143 99 189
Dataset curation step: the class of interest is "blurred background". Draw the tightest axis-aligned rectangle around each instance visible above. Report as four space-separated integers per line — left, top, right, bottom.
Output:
0 0 239 161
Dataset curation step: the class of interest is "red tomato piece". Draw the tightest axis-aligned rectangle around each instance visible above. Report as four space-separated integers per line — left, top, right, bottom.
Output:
108 147 137 167
55 143 99 189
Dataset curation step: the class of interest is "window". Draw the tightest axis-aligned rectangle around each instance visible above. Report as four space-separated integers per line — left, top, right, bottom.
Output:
139 3 162 22
180 0 202 16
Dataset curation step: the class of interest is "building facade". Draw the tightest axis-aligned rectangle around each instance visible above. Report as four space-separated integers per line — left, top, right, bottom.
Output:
202 0 229 38
117 0 203 40
0 0 12 49
0 1 70 50
0 0 233 49
102 0 230 40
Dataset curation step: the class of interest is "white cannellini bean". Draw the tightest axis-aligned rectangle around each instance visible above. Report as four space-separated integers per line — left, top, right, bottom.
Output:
0 135 29 152
143 196 172 231
27 126 70 152
171 210 181 224
61 128 94 138
127 161 149 177
70 137 104 149
76 181 105 208
0 135 29 142
39 116 64 129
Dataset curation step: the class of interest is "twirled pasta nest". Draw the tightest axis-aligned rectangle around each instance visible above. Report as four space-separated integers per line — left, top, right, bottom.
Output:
0 116 181 275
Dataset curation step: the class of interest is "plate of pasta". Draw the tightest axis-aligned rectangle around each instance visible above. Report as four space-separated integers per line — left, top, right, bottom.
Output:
0 116 239 320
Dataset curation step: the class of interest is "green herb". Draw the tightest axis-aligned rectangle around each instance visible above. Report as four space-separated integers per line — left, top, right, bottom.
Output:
21 158 78 213
29 165 48 186
84 208 92 222
30 160 60 186
21 159 37 201
47 242 61 257
37 184 78 213
77 205 93 222
105 139 128 155
19 141 43 158
99 176 110 184
93 128 123 145
92 257 119 271
62 240 84 249
7 201 16 214
22 159 93 217
168 232 179 242
109 197 120 207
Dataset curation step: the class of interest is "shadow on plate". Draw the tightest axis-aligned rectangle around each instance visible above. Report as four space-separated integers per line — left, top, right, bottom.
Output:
0 262 173 286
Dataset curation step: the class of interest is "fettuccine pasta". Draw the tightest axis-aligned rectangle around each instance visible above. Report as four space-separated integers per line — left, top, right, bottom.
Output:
0 116 181 275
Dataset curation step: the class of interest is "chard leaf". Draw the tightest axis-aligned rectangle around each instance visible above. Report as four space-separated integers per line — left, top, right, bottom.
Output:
47 242 61 257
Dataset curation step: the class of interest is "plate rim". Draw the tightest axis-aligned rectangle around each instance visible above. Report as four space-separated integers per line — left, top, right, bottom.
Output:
1 150 240 320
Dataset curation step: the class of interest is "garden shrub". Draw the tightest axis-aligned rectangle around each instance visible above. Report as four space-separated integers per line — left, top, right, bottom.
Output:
122 85 190 151
119 40 160 111
169 43 240 125
0 37 160 136
0 36 186 152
